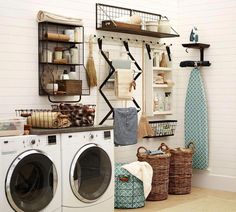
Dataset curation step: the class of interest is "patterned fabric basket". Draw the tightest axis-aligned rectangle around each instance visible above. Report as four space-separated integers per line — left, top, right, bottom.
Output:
115 163 145 209
159 143 194 195
136 146 171 201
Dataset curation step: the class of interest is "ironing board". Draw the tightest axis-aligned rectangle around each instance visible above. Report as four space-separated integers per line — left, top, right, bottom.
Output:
185 68 208 169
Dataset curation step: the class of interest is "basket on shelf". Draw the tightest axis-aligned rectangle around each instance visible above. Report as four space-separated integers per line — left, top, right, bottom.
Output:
115 163 145 209
136 146 171 201
15 104 95 129
145 120 177 138
159 143 194 195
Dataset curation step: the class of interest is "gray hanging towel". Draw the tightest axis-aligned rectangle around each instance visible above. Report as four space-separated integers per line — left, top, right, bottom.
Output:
114 107 138 146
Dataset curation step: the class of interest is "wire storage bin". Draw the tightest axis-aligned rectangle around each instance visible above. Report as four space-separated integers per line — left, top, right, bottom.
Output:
145 120 177 138
15 104 95 129
137 146 171 201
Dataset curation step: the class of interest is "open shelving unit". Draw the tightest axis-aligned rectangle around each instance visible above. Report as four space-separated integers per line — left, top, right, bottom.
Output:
38 21 90 103
144 48 174 116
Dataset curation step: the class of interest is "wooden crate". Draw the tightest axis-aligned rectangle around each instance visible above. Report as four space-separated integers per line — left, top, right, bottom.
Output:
57 80 82 95
102 20 141 30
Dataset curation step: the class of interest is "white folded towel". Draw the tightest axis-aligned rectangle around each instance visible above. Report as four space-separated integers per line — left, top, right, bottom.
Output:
122 161 153 198
37 10 83 26
115 69 133 99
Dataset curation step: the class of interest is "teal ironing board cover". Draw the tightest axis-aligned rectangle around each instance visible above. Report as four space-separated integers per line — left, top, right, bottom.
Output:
185 68 209 169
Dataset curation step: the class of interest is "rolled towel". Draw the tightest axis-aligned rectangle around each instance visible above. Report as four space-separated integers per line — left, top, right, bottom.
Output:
37 10 83 26
28 111 71 128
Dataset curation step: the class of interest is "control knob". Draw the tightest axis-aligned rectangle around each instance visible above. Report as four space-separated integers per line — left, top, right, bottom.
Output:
89 133 94 140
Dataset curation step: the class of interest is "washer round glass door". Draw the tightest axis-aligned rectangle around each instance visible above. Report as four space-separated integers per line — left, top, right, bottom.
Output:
70 144 112 203
5 150 58 212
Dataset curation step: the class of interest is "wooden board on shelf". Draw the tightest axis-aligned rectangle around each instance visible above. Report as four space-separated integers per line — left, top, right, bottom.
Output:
154 111 172 115
97 26 179 39
182 43 210 49
153 67 172 71
153 84 173 88
102 20 141 30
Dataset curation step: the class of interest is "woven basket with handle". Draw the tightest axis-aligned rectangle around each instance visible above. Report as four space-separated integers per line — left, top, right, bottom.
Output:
136 145 171 201
159 143 194 195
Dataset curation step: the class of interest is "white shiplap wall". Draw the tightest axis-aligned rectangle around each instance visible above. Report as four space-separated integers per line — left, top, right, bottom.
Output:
0 0 179 161
1 0 235 191
174 0 236 191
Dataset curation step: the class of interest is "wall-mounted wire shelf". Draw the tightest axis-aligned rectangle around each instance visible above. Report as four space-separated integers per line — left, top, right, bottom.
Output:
96 3 179 38
145 120 177 138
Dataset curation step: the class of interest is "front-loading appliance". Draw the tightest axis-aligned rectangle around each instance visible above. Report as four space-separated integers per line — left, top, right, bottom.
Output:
0 135 61 212
61 128 114 212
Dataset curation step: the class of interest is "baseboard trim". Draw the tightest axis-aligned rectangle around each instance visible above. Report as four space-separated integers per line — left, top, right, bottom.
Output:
192 170 236 192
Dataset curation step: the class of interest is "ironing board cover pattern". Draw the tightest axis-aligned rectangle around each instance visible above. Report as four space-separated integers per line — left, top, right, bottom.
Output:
185 68 209 169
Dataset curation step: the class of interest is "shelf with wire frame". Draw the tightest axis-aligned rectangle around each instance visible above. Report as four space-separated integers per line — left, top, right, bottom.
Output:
96 3 179 39
145 120 177 138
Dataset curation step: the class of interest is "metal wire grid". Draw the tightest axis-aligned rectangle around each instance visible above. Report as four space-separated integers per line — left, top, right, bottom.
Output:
96 3 162 28
148 120 177 137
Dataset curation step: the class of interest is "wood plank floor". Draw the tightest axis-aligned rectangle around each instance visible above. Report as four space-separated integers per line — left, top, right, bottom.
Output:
115 187 236 211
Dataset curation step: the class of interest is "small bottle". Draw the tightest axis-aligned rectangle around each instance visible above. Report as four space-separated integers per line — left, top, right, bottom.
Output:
158 94 165 111
153 97 159 111
60 70 70 80
70 46 79 64
164 92 171 111
63 50 71 64
68 67 77 80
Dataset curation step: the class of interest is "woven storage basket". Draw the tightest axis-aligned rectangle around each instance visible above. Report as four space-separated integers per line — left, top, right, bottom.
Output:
159 143 194 195
115 163 145 209
136 146 171 201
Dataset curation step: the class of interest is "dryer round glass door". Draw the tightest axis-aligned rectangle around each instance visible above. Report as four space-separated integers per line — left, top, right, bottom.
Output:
5 150 58 212
70 143 112 203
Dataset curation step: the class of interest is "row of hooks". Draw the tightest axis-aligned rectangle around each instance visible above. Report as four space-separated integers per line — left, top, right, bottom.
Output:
93 34 172 47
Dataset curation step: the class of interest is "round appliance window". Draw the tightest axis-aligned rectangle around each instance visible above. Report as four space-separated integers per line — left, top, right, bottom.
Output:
70 144 112 203
5 150 58 212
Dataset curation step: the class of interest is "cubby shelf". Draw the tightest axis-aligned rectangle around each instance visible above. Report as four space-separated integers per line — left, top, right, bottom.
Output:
153 84 173 88
153 67 172 71
153 111 172 115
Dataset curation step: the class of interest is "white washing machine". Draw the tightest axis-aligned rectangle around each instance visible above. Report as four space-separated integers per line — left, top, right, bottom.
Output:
0 135 61 212
61 128 114 212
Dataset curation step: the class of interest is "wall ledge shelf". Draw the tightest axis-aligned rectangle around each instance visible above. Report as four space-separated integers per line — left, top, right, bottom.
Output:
154 111 172 115
153 67 172 71
153 84 173 88
96 27 179 39
182 43 210 49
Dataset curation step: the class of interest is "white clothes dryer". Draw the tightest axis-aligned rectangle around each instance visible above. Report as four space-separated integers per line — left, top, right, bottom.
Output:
0 135 61 212
61 128 114 212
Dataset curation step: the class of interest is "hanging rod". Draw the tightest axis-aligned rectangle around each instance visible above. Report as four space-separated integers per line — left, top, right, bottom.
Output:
93 34 172 47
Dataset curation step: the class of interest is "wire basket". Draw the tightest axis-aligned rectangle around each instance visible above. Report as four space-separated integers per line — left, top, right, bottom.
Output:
145 120 177 138
15 104 95 129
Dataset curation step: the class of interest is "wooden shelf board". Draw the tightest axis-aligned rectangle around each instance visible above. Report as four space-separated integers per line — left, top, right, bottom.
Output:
182 43 210 49
153 111 172 115
96 27 179 38
153 67 172 71
40 62 83 66
153 84 173 88
39 39 83 44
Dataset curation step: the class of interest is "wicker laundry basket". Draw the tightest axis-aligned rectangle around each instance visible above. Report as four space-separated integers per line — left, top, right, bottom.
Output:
115 163 145 209
159 143 194 195
136 146 171 201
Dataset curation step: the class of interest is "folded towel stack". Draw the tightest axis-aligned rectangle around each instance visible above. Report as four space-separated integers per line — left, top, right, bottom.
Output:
37 10 83 26
27 112 71 129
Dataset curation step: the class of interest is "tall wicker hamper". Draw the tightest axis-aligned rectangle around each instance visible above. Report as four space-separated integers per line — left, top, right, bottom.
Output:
160 143 194 195
136 147 171 201
115 163 145 209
